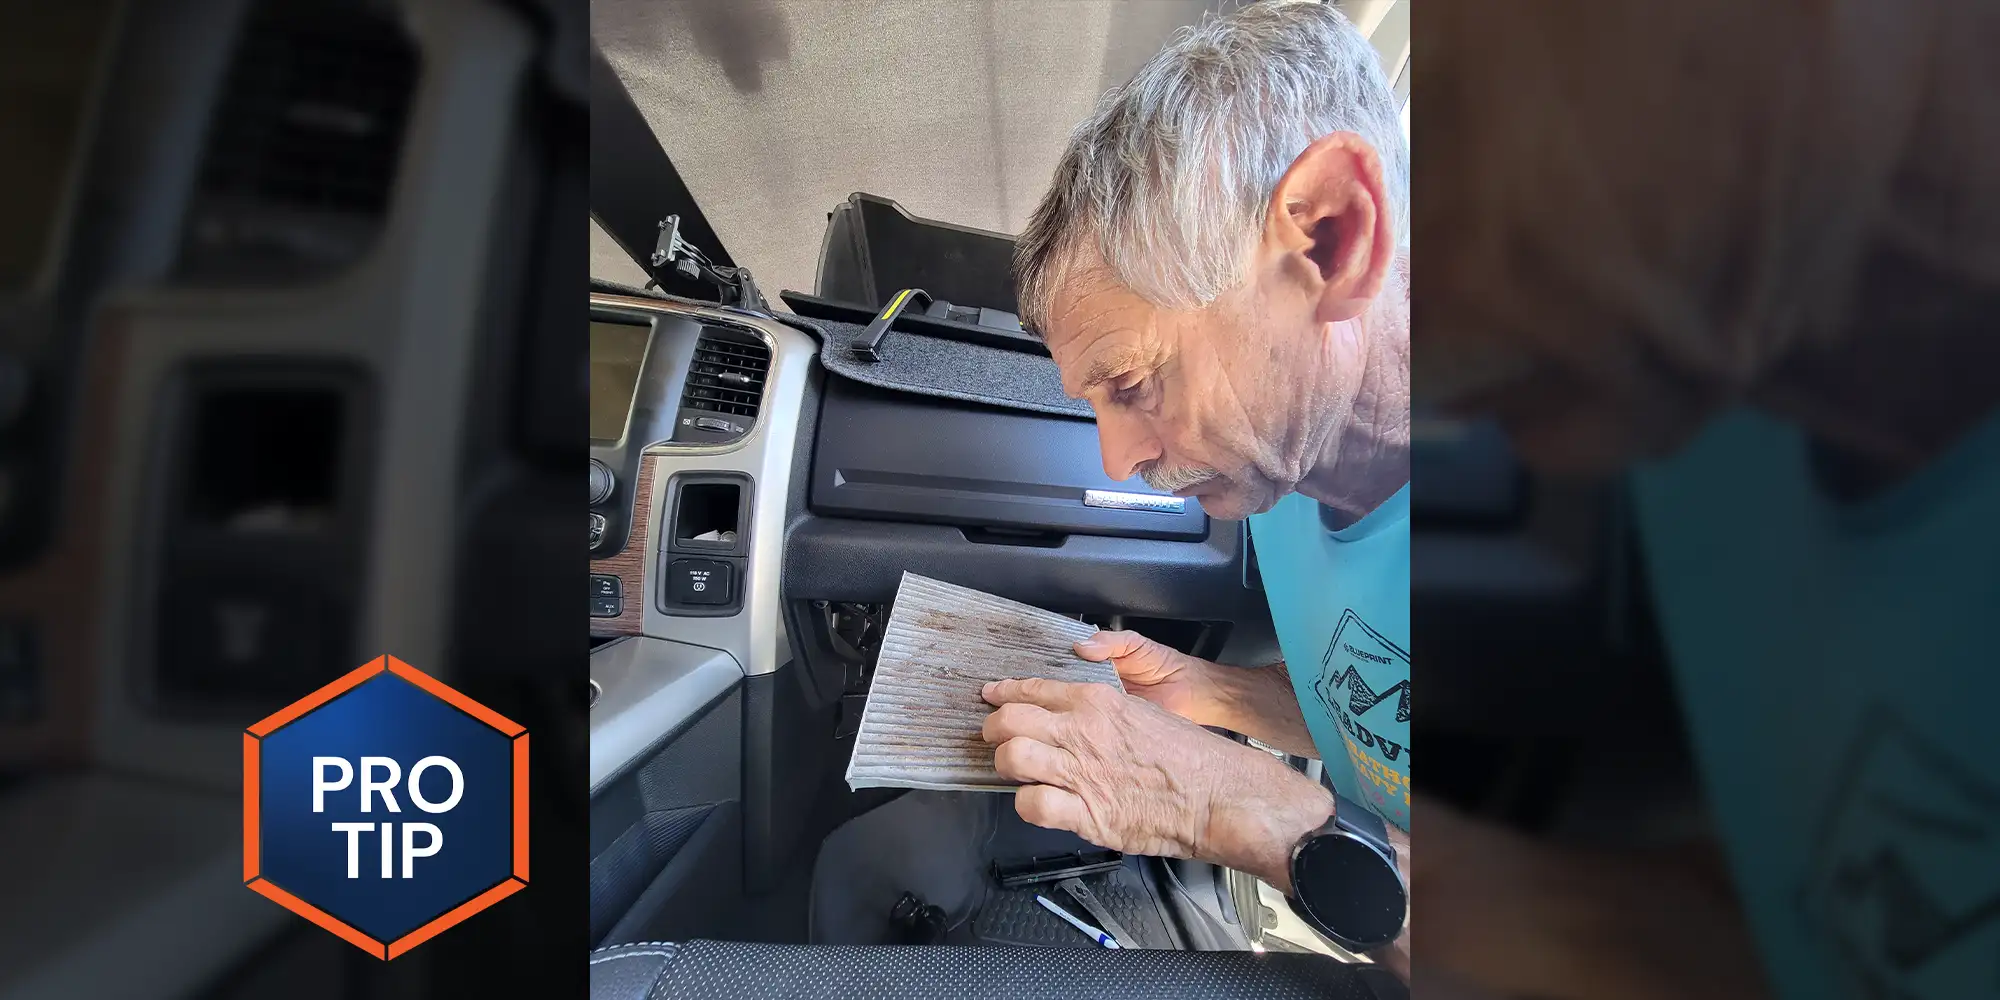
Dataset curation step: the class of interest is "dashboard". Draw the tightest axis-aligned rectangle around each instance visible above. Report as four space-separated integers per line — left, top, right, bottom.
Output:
587 294 815 681
587 290 1281 684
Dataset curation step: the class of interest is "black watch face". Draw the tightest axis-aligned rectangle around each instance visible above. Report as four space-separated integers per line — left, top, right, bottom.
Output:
1295 832 1406 950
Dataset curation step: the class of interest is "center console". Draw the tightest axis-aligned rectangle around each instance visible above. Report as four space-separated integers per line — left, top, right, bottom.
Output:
587 294 817 681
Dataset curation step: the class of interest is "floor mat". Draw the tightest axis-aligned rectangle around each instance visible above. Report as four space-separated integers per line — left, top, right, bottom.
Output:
810 790 1184 949
966 863 1180 950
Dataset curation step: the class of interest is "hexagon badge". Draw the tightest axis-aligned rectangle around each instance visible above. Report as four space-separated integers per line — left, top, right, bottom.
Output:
243 656 528 959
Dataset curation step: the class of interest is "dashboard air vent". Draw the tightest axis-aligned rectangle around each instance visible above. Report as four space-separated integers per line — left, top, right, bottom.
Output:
177 1 420 282
684 331 770 420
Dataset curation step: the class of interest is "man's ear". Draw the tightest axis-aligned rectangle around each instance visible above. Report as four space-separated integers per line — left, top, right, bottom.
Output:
1264 132 1396 325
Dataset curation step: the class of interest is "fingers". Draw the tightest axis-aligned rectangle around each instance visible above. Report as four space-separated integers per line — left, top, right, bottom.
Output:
982 676 1082 710
980 701 1064 745
1074 629 1149 661
1013 783 1089 835
991 736 1075 786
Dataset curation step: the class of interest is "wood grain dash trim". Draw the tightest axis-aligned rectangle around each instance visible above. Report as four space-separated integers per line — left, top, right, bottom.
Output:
590 457 654 636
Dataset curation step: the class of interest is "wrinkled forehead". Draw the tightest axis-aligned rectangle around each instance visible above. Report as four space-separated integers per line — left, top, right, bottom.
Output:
1038 270 1161 397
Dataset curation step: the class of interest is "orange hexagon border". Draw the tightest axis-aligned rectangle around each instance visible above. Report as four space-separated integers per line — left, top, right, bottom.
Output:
242 655 529 960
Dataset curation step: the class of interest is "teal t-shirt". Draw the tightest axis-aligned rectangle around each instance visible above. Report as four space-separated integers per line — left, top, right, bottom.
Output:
1246 484 1412 830
1632 411 2000 1000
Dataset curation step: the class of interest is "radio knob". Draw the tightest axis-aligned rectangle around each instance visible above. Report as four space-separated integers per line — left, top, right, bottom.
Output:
589 460 615 506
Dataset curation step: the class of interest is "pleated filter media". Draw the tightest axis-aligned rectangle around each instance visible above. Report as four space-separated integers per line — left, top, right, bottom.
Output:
844 572 1123 792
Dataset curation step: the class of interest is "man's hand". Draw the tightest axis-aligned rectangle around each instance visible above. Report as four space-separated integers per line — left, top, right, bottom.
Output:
1075 630 1321 758
1073 630 1214 720
980 676 1332 891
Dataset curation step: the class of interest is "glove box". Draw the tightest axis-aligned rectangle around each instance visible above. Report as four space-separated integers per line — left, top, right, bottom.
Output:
809 376 1208 542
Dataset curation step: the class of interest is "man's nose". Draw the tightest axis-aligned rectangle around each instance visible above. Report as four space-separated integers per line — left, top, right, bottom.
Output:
1096 410 1161 483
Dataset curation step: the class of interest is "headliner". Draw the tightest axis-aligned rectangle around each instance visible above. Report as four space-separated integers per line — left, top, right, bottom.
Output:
590 0 1407 294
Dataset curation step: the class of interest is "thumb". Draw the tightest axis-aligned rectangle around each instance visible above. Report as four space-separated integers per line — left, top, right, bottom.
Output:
1075 629 1150 662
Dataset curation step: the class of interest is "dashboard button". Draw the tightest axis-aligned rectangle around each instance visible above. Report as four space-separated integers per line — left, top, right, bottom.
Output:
666 559 732 606
159 578 330 692
589 596 621 618
590 574 621 598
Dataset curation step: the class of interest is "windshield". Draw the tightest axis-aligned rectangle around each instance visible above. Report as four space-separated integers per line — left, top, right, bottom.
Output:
590 0 1411 289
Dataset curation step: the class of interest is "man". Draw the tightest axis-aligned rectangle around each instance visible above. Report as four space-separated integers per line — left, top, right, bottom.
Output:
976 0 1412 944
1409 2 2000 999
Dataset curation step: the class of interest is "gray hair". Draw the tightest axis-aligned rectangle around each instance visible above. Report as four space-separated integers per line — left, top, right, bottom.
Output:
1015 1 1408 333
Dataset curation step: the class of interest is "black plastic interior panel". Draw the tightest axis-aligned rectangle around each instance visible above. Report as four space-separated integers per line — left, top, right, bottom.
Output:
601 803 743 946
815 193 1019 314
153 361 374 712
783 516 1269 624
811 377 1207 542
659 473 751 617
590 685 743 945
739 661 843 895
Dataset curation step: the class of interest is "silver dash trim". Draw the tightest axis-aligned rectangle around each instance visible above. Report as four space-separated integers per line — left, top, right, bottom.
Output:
1082 489 1186 514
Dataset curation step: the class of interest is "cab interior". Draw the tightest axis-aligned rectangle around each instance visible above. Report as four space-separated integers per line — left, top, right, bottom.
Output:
583 3 1469 997
0 0 1701 996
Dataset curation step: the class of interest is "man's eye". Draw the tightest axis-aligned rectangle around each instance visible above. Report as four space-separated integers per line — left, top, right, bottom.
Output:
1112 375 1154 407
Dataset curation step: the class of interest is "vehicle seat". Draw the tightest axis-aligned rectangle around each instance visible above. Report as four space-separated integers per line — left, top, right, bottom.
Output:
589 939 1407 1000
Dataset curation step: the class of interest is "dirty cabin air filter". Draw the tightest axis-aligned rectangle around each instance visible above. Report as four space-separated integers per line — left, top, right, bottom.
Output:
845 573 1123 792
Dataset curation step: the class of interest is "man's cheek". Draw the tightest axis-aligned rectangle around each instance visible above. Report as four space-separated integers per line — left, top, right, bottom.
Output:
1160 417 1219 477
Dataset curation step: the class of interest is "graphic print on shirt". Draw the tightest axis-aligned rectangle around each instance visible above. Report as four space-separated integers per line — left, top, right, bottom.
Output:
1313 609 1411 826
1795 704 2000 1000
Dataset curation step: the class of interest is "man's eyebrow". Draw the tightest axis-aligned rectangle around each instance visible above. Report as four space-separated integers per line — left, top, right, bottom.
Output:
1078 349 1144 394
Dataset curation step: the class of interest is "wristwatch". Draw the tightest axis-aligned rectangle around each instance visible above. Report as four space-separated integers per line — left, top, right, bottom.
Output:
1285 792 1407 952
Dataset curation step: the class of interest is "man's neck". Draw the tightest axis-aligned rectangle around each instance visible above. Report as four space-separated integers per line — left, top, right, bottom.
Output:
1299 304 1412 521
1752 269 2000 498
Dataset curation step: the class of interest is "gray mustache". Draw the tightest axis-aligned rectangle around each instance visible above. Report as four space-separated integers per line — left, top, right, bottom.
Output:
1140 463 1219 493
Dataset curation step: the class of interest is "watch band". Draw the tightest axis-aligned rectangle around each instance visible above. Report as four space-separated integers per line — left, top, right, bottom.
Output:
1330 793 1393 859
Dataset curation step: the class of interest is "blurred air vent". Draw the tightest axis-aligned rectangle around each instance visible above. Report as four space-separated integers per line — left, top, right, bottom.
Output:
683 330 769 419
176 1 419 284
